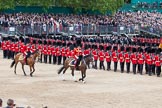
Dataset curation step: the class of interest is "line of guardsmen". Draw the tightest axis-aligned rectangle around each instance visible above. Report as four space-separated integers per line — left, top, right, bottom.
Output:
1 35 162 77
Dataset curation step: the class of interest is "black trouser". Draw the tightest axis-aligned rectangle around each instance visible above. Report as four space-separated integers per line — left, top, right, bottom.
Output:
151 64 155 75
53 55 56 64
107 61 111 70
49 55 52 64
94 60 97 69
133 64 137 74
126 62 130 73
114 62 118 72
100 61 105 70
44 55 47 63
137 64 140 73
147 64 152 76
139 64 143 75
145 63 148 74
12 51 15 59
63 56 66 65
120 62 124 73
7 50 10 59
40 54 43 63
156 66 161 76
58 55 62 65
3 50 6 58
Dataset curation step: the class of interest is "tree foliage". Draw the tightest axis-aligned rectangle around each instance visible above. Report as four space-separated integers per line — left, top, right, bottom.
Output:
0 0 125 14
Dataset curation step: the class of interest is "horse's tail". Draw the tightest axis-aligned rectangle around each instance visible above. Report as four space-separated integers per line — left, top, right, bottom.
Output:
10 60 15 68
58 66 65 74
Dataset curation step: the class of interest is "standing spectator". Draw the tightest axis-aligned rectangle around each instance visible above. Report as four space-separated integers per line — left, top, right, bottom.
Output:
0 98 2 108
6 99 16 108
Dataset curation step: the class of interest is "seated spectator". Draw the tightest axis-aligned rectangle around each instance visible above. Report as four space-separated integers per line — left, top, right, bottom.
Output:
0 98 2 108
5 99 16 108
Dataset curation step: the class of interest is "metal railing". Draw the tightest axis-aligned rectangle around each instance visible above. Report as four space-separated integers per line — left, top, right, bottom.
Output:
0 24 161 36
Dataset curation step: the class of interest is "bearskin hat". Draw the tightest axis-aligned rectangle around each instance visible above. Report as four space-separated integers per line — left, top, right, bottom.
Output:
44 40 47 45
156 48 161 54
120 46 125 51
126 47 130 52
132 48 137 53
38 40 42 44
113 46 117 51
48 41 52 45
33 40 36 44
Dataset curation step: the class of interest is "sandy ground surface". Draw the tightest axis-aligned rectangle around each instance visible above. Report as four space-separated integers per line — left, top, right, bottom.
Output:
0 50 162 108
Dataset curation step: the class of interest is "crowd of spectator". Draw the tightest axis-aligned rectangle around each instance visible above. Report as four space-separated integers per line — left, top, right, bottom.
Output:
137 1 162 9
0 11 161 34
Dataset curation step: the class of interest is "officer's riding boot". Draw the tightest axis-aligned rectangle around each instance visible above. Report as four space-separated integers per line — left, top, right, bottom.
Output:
75 59 79 70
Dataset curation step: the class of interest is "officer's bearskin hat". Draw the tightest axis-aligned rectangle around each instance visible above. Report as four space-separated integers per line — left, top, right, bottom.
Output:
15 38 18 42
84 44 88 50
26 38 30 44
21 38 24 42
120 46 125 51
44 40 47 45
126 47 130 52
113 46 117 51
48 41 52 45
156 48 161 54
33 40 36 44
38 40 42 44
132 48 137 53
100 45 104 50
151 48 155 53
62 42 66 47
139 47 143 53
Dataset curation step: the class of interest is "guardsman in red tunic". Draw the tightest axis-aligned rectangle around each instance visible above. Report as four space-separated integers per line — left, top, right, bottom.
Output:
56 43 61 65
11 40 15 59
119 46 125 73
138 48 144 75
1 38 7 58
131 48 138 74
99 47 105 70
151 49 156 75
124 47 131 73
92 47 98 69
51 44 56 64
37 40 42 63
6 39 11 59
43 41 48 63
112 46 118 72
62 43 66 65
105 46 112 71
155 49 162 77
146 50 152 76
47 42 52 64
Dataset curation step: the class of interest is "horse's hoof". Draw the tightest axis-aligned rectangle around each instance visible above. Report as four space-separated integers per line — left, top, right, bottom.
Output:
30 74 32 77
79 78 82 81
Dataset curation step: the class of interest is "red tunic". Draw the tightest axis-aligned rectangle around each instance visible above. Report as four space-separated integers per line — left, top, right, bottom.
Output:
105 52 111 62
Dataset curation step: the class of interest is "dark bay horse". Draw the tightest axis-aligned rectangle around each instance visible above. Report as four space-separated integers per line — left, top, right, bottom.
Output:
58 54 94 83
10 49 40 77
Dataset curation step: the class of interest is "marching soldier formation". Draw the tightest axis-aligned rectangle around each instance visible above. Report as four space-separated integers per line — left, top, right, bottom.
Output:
0 34 162 77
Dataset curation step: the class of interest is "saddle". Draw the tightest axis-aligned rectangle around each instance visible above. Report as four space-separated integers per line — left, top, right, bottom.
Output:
18 54 28 65
69 59 76 66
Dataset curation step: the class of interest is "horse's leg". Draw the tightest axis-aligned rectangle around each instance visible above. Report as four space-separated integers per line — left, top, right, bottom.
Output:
14 62 18 75
71 68 77 82
87 63 90 69
29 65 33 77
22 64 27 76
79 71 84 81
82 69 87 83
30 64 35 77
61 67 67 81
